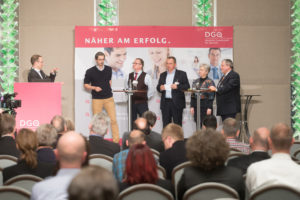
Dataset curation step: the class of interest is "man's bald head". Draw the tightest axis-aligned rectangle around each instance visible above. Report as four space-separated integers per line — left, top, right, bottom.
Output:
127 130 145 147
57 131 86 165
133 118 150 135
251 127 270 150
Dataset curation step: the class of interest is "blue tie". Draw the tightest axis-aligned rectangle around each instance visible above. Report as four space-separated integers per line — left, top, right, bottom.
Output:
212 67 219 79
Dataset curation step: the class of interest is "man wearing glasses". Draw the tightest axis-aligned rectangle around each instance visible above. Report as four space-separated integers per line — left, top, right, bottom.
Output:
126 58 154 127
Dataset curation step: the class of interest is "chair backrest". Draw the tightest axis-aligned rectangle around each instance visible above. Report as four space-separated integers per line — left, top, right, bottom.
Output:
290 140 300 156
0 185 31 200
4 174 43 192
225 152 246 165
89 154 113 171
182 182 239 200
249 184 300 200
171 161 192 200
151 148 160 160
293 149 300 161
0 168 3 186
0 155 18 169
118 183 174 200
157 165 166 179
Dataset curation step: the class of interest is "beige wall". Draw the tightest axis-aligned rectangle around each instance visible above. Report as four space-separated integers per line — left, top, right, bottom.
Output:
19 0 291 134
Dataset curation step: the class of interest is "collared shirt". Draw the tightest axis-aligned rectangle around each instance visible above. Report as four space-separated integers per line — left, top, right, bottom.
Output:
33 68 43 79
226 138 250 154
112 149 129 181
246 153 300 193
31 168 80 200
165 69 176 98
112 69 124 79
208 65 222 80
125 71 154 98
96 65 105 71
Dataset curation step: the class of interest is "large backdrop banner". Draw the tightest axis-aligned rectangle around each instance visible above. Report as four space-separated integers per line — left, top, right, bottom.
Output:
75 26 233 138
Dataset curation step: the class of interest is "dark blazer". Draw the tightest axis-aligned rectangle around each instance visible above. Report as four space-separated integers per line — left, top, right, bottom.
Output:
0 136 20 158
118 179 174 197
37 147 56 164
28 68 56 82
216 70 241 116
122 131 164 153
3 160 55 183
159 140 187 179
177 165 245 200
227 151 270 174
88 135 120 157
156 70 190 110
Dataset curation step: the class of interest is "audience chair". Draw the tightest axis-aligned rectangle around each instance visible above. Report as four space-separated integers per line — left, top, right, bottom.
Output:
151 148 160 160
4 174 43 192
0 185 31 200
290 140 300 157
157 165 166 179
0 155 18 169
225 152 246 165
182 182 239 200
88 154 113 172
118 183 174 200
0 167 3 186
171 161 192 200
249 184 300 200
293 149 300 161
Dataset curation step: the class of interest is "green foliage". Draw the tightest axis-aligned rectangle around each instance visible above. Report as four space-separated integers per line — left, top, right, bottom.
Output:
97 0 117 26
194 0 212 26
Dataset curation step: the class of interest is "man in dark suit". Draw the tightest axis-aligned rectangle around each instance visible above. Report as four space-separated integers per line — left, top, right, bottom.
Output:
156 56 190 127
0 113 20 158
227 127 270 174
88 112 120 157
28 54 58 82
209 59 241 121
159 123 187 179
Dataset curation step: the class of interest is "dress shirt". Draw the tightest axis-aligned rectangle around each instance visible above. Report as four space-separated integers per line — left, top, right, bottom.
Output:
96 65 105 71
33 68 44 79
246 153 300 192
125 70 154 98
208 65 222 80
226 138 250 154
165 69 176 98
31 168 80 200
112 69 124 79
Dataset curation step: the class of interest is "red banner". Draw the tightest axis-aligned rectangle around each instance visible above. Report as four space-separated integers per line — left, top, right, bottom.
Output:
75 26 233 48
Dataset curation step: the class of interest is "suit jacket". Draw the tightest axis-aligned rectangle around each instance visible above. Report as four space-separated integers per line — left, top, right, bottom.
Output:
178 165 245 200
37 147 56 164
88 135 120 157
0 136 20 158
3 160 55 183
28 68 56 82
227 151 270 174
156 70 190 110
122 131 164 153
216 70 241 115
159 140 187 179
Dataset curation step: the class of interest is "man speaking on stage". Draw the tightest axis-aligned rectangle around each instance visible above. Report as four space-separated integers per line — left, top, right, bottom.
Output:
210 59 241 121
28 55 58 82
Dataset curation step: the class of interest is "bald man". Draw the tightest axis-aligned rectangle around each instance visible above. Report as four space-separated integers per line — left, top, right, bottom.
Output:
31 132 87 200
113 129 145 181
227 127 271 174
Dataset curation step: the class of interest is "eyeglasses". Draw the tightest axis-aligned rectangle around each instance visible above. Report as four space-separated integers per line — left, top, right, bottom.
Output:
132 62 141 65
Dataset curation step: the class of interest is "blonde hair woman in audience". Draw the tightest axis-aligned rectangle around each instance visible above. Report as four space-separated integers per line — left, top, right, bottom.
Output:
3 128 55 182
65 118 75 131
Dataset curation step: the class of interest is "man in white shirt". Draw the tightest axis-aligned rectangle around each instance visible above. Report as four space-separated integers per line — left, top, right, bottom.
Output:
246 123 300 193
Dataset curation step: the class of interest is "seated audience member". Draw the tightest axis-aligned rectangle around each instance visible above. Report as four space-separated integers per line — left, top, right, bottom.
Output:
178 129 245 200
36 124 57 164
246 123 300 192
51 115 67 147
159 123 187 179
222 118 250 154
3 129 55 182
0 114 20 158
65 118 75 131
119 144 173 195
68 165 118 200
113 130 145 181
123 116 164 152
227 127 270 174
31 131 87 200
88 112 120 157
202 115 217 130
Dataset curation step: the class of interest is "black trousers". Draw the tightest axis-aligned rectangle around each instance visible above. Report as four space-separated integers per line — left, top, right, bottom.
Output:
131 102 148 128
193 106 212 128
221 113 236 121
162 99 183 127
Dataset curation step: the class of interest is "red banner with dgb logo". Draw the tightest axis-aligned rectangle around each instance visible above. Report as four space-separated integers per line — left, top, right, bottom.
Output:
14 83 61 130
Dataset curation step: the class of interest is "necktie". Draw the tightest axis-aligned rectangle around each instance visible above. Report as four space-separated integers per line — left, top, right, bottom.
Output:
212 67 219 79
134 73 138 80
